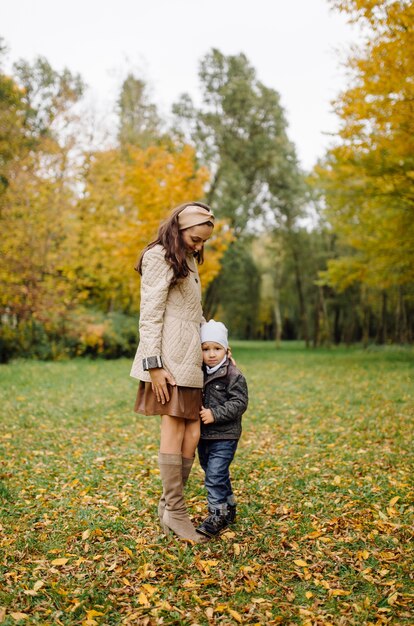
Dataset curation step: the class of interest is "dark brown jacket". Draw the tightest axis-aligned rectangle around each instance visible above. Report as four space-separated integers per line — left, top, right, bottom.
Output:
200 358 248 440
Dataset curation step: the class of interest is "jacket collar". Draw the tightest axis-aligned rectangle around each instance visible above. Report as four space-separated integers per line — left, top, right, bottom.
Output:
203 357 229 382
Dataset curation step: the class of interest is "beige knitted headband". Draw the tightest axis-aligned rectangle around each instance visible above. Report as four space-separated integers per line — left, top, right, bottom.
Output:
178 205 215 230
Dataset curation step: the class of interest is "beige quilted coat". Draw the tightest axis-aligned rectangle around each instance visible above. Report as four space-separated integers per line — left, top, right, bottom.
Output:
130 244 204 388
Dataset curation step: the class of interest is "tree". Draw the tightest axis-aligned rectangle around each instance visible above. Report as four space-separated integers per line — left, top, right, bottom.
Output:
0 56 85 329
204 240 260 339
173 49 302 234
0 63 27 196
117 74 162 149
173 49 308 338
316 0 414 294
13 56 83 139
75 142 231 314
252 233 285 344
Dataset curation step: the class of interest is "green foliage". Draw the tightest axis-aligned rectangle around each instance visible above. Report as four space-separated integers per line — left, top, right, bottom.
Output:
173 48 304 234
13 56 84 138
0 309 138 363
65 309 138 359
174 48 311 335
0 344 413 623
205 240 261 339
117 74 162 149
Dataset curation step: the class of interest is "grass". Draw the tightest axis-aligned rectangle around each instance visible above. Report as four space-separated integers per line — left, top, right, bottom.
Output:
0 342 413 625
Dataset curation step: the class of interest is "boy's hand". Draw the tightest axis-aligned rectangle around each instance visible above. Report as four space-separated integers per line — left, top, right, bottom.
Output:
200 406 215 424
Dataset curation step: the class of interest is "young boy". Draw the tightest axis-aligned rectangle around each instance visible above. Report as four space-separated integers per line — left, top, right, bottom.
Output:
196 320 248 538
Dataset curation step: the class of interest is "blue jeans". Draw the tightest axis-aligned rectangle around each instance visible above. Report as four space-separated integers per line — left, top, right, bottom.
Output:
198 439 238 510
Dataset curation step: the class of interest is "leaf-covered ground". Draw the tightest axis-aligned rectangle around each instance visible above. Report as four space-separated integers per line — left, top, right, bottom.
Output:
1 343 413 625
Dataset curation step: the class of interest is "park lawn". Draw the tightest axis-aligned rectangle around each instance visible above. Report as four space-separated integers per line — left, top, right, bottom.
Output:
0 343 413 625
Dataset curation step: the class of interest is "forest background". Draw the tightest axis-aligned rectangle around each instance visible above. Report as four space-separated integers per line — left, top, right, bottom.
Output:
1 0 413 362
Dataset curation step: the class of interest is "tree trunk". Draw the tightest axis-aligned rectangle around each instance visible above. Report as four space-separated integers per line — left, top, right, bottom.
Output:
362 305 370 348
206 169 221 206
273 292 282 348
377 291 388 344
202 276 221 320
291 247 309 347
396 286 407 344
319 285 331 346
313 286 331 347
313 292 320 348
333 304 341 344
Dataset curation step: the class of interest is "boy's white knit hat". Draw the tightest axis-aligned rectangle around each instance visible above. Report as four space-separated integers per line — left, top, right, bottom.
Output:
200 319 228 349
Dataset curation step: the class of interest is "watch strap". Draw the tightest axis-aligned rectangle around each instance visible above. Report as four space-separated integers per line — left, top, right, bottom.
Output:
142 355 163 370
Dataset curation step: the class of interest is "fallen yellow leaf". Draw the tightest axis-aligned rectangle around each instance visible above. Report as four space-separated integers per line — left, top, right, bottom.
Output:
228 608 242 623
51 558 69 566
138 592 149 606
159 601 172 610
85 611 105 619
388 592 399 605
293 559 308 567
221 531 236 539
303 530 324 539
330 589 350 596
357 549 369 560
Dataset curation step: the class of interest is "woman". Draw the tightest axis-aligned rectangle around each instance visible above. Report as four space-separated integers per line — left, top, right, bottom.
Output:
130 202 215 543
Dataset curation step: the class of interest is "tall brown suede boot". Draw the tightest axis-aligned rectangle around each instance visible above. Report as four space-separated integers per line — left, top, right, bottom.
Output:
158 453 204 543
158 456 194 522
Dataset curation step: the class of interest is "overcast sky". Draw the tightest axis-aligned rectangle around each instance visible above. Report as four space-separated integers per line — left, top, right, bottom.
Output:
1 0 361 170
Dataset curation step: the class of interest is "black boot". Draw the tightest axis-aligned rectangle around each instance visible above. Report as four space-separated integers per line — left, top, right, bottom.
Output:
196 508 228 538
226 504 236 524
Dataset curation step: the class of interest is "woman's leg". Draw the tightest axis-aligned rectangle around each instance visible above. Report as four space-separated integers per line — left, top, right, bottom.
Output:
160 414 185 453
158 416 199 515
158 416 196 518
182 418 201 459
158 415 204 542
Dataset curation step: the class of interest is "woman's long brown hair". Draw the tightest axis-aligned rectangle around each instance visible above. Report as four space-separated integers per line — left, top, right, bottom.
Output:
135 202 213 286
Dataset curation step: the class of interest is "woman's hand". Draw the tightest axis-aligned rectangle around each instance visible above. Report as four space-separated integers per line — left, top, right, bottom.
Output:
149 368 176 404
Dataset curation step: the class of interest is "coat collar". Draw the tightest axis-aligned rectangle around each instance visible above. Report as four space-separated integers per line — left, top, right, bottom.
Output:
203 357 229 383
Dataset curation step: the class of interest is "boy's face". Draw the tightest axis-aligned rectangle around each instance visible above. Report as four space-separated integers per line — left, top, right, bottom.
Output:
202 341 227 367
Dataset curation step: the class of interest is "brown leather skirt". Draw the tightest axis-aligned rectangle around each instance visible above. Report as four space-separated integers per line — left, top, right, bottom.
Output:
134 381 202 420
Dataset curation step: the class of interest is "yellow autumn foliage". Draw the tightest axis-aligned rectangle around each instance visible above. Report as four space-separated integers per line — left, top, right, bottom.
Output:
316 0 414 291
75 142 231 312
